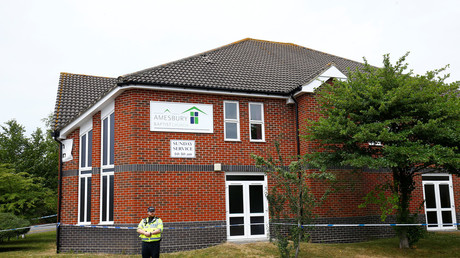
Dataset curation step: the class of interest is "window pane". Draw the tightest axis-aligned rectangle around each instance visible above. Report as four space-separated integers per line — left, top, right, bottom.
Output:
229 185 243 214
81 135 86 168
442 211 453 226
251 124 262 140
226 175 265 181
88 130 92 167
250 185 263 213
250 216 265 235
225 102 237 119
109 175 114 221
424 184 436 209
426 211 437 227
422 176 450 181
439 184 451 208
87 177 91 222
79 177 85 222
250 104 262 121
102 175 107 221
229 217 244 236
225 122 238 139
102 118 108 166
110 113 115 165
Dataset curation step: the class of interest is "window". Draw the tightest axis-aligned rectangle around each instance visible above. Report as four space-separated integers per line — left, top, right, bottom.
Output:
249 103 264 141
79 127 92 224
102 112 114 167
101 110 114 224
224 101 240 141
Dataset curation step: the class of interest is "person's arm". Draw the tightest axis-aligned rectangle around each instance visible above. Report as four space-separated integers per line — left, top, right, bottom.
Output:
137 228 151 236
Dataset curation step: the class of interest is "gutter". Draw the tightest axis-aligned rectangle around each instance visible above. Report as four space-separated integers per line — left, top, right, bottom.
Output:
52 130 63 253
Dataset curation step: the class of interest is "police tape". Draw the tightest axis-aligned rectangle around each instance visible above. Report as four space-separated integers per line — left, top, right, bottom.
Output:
2 221 459 233
31 214 57 220
271 222 460 227
58 222 460 231
59 223 227 230
0 223 58 233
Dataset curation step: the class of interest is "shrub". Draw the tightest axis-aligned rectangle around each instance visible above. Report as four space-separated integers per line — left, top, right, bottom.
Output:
0 212 30 241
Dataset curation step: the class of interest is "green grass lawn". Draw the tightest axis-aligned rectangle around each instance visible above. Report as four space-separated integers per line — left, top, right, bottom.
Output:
1 231 459 257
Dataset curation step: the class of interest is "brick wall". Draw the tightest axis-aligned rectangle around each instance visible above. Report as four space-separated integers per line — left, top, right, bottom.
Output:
58 220 226 254
57 88 459 253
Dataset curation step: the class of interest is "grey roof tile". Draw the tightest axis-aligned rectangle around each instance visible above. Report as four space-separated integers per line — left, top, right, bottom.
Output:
118 38 365 94
54 38 366 130
53 73 116 130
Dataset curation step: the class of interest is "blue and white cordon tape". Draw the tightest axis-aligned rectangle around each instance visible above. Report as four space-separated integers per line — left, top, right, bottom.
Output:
59 222 460 230
2 221 459 233
0 223 58 232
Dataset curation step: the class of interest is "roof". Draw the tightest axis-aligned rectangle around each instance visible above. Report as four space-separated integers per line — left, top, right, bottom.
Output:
54 38 367 131
53 73 117 130
118 38 365 94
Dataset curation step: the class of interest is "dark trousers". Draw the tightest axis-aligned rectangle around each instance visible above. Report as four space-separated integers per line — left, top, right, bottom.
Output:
142 241 160 258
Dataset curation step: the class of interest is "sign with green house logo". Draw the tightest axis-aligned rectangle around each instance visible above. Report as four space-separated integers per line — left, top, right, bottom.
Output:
150 101 213 133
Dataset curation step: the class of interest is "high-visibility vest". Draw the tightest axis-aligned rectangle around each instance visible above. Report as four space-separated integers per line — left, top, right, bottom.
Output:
138 217 163 242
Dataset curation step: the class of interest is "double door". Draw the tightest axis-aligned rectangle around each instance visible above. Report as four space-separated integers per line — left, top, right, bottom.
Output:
422 174 457 230
225 173 268 240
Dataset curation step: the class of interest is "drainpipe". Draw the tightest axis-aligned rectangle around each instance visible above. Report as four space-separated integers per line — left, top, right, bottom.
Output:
292 94 301 158
52 130 63 253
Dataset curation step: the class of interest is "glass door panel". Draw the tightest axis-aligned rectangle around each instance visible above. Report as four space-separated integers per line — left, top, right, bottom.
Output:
228 185 245 236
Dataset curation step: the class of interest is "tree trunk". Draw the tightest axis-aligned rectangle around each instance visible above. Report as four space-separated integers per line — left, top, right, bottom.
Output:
393 168 415 249
295 219 301 258
398 228 410 249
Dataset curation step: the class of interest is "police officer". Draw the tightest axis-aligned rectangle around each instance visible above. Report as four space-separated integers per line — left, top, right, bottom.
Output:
137 207 163 258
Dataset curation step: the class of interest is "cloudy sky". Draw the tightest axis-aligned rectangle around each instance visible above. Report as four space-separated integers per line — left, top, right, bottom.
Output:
1 0 459 135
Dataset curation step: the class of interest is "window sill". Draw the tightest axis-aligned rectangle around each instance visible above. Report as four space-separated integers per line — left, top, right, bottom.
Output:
99 221 114 225
224 139 241 142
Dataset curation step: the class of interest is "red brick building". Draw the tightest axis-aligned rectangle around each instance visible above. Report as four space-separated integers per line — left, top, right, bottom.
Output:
52 39 459 253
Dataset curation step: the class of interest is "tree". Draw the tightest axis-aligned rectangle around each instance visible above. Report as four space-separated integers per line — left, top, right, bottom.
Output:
252 142 333 258
0 120 28 166
305 53 460 248
0 164 56 220
0 117 59 190
20 127 59 190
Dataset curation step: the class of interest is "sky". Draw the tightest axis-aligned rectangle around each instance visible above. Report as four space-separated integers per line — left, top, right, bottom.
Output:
1 0 459 135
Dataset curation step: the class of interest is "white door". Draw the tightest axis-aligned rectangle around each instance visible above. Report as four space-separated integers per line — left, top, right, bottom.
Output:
422 174 457 230
225 173 268 240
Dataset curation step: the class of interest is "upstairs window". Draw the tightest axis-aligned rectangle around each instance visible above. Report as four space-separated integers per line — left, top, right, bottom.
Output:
224 101 240 141
249 103 264 141
80 130 92 169
79 123 92 225
102 112 114 167
101 105 114 224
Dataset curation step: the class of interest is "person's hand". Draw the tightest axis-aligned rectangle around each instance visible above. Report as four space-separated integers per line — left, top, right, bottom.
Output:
145 231 151 237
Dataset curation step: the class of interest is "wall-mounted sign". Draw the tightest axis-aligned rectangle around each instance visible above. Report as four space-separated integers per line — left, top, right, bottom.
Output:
150 101 213 133
170 140 195 158
61 139 73 162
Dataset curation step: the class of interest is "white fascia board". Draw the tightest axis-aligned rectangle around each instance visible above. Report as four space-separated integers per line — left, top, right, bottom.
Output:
294 65 347 97
58 84 289 139
128 84 289 99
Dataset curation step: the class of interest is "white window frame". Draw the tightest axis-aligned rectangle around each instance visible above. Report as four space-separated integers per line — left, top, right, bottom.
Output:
225 172 269 241
422 174 457 231
249 102 265 142
100 103 115 225
224 101 240 141
78 120 92 225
